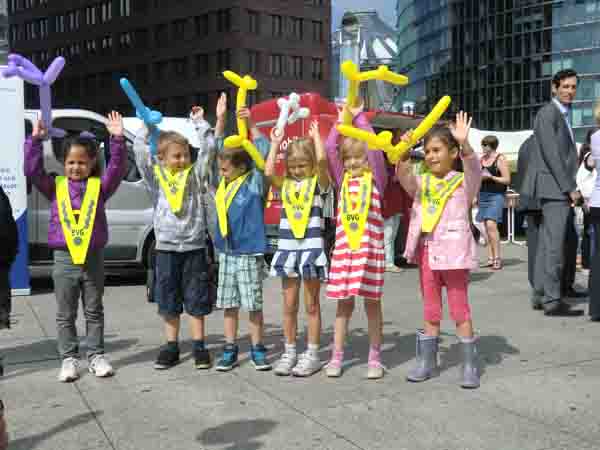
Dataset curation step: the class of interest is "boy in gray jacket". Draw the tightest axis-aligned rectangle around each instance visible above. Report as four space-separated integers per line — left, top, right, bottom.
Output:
134 106 221 370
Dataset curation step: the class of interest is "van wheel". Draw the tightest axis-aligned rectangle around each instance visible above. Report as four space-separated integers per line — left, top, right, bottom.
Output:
144 236 156 303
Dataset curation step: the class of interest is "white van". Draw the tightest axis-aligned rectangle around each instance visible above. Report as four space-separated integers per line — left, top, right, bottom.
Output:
25 109 202 269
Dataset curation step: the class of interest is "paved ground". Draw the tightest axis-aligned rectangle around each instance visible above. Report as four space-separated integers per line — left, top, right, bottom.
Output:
1 245 599 450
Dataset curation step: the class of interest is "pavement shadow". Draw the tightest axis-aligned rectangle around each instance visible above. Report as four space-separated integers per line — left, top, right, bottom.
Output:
197 419 277 450
438 334 520 378
469 272 494 283
8 411 103 450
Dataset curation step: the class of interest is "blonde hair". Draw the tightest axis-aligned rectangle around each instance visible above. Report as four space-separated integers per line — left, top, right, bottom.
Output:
594 100 600 125
157 131 190 160
286 138 317 173
339 137 367 162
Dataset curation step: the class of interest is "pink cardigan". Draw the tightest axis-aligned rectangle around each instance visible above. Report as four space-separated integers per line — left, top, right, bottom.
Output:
397 153 482 270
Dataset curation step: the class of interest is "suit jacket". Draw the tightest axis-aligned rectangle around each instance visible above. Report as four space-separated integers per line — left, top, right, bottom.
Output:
519 101 578 201
516 135 542 212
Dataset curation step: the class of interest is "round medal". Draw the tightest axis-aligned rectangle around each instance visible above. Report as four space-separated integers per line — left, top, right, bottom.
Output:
74 236 83 246
294 211 303 220
428 205 436 215
350 222 359 231
170 186 178 194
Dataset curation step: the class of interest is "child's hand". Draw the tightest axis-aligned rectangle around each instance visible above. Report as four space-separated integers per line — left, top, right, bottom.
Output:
270 127 284 145
237 107 256 131
106 111 124 137
190 106 204 123
216 92 227 120
32 119 47 140
336 100 364 123
308 120 320 140
449 111 472 146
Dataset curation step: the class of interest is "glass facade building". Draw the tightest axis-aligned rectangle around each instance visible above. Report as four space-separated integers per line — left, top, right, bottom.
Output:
395 0 600 141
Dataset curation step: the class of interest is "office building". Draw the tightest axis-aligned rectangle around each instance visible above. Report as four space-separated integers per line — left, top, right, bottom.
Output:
0 0 8 64
395 0 600 140
8 0 331 117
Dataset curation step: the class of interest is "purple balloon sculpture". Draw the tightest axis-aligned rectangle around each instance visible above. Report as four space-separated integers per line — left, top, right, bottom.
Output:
1 54 67 138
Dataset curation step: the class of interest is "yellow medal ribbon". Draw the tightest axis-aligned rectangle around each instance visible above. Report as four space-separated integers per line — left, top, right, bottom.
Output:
56 176 101 265
421 173 464 233
215 172 250 237
153 165 193 214
340 172 372 250
282 175 318 239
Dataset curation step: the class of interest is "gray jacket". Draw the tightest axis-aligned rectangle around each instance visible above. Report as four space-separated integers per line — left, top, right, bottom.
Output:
134 120 214 252
519 101 578 201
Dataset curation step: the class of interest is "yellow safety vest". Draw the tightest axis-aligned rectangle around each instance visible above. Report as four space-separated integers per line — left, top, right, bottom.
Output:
215 172 250 237
340 172 372 250
153 164 193 214
421 172 464 233
56 176 101 265
282 175 317 239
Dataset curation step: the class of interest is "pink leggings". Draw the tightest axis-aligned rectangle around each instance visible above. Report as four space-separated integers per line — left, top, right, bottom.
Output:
418 244 471 323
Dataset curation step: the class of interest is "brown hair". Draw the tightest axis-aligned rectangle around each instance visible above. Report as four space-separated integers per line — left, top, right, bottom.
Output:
62 136 102 177
481 135 499 150
157 131 190 160
218 147 253 173
286 137 317 173
339 137 367 162
423 126 463 172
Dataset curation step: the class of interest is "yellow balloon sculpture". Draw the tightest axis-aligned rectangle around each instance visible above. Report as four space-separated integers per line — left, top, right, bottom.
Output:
222 70 265 171
336 60 452 164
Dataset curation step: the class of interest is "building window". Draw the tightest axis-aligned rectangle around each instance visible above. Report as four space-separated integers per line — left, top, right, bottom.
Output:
217 50 231 72
173 58 188 79
269 54 284 76
155 23 168 46
86 6 96 26
311 58 323 80
247 50 260 73
195 54 209 76
290 17 303 40
290 56 302 79
134 29 148 48
85 39 97 54
101 1 112 23
248 10 260 34
55 15 65 33
119 32 132 49
120 0 131 17
311 21 323 42
172 20 186 39
271 15 283 37
217 9 232 32
101 36 113 53
195 15 209 37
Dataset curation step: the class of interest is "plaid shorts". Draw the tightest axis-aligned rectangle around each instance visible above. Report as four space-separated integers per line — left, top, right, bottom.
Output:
216 253 265 312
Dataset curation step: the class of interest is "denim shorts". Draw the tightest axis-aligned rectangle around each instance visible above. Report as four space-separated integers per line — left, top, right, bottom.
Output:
477 191 505 224
154 249 213 318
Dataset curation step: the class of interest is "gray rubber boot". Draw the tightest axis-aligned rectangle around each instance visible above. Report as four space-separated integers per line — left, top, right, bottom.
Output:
459 338 480 389
406 330 438 382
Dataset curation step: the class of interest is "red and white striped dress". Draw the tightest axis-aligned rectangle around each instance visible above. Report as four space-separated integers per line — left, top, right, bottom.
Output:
327 177 385 300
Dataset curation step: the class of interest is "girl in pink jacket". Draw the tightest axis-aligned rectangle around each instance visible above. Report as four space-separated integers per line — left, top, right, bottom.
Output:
396 112 482 389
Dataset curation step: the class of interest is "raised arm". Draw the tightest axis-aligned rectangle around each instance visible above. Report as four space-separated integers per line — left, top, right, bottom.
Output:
395 157 418 198
451 111 482 204
101 111 127 199
325 119 344 188
190 106 216 183
354 112 387 195
308 120 330 190
23 120 55 200
265 128 284 189
133 125 159 195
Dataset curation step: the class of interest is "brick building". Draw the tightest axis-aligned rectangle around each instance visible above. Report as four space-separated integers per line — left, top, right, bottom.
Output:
8 0 331 119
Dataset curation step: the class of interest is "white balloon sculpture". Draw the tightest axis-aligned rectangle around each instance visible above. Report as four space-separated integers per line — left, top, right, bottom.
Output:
275 93 310 136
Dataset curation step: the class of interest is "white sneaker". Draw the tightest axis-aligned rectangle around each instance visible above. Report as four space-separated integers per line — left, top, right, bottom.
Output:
89 355 114 378
58 357 80 382
291 352 322 377
274 351 297 376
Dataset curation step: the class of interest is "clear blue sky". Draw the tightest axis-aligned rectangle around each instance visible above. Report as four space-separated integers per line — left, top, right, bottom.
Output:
332 0 396 29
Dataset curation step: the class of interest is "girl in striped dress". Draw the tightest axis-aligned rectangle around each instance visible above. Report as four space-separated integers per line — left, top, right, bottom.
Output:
265 121 330 377
325 103 388 380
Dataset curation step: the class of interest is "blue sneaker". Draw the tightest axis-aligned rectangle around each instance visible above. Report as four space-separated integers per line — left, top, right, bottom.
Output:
216 344 239 372
251 344 272 371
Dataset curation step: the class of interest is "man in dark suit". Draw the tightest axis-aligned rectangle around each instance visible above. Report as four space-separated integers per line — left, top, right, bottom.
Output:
519 69 582 316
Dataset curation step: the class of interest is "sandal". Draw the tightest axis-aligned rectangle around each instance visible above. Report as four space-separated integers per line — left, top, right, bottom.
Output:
492 258 502 270
480 258 494 268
